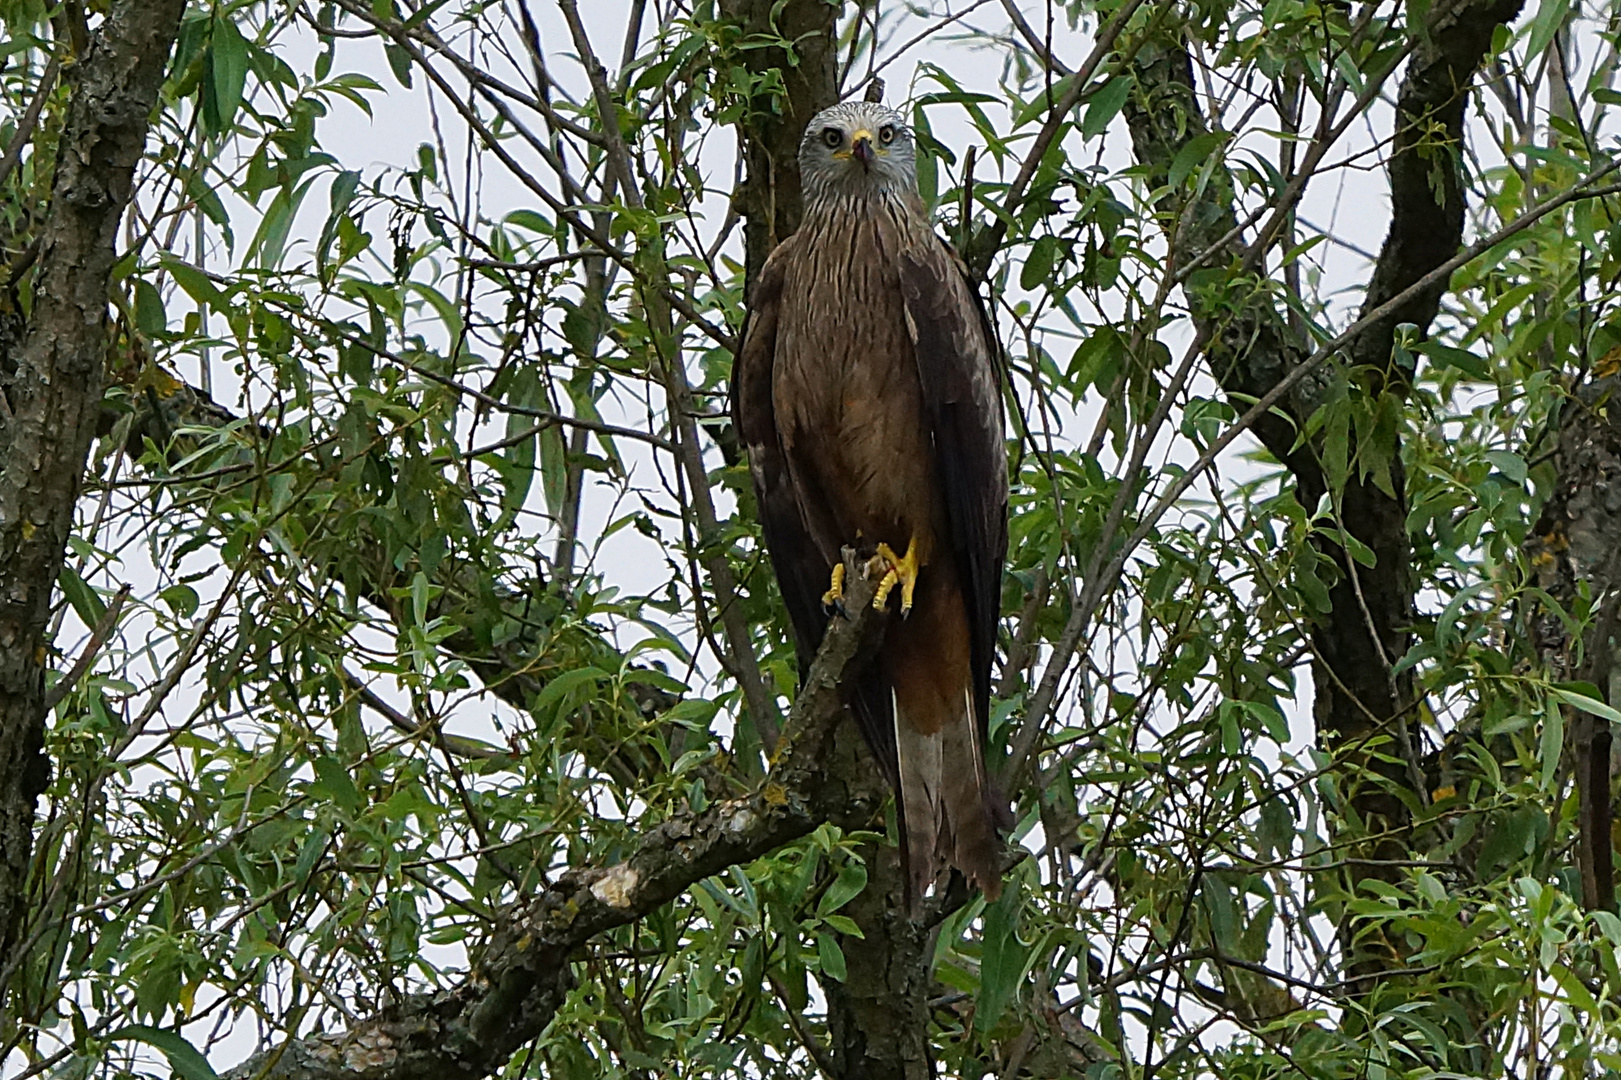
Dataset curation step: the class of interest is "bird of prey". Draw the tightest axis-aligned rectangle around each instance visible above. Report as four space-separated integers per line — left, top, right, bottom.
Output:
731 100 1008 906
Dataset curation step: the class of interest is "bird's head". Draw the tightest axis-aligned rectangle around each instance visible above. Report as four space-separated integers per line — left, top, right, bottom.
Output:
798 101 917 203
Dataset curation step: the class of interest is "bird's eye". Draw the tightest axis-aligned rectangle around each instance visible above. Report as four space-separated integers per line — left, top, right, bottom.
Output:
878 124 896 144
822 127 842 148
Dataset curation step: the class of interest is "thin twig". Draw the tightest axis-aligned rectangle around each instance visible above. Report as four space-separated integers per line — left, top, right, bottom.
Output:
973 0 1155 268
0 56 59 189
558 0 643 208
42 584 130 711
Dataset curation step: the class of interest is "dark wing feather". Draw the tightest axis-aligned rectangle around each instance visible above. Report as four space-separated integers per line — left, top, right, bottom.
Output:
733 240 899 781
897 238 1008 745
732 242 829 675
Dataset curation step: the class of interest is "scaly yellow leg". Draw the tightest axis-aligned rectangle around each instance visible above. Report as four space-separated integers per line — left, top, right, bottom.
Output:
821 561 847 612
869 536 920 614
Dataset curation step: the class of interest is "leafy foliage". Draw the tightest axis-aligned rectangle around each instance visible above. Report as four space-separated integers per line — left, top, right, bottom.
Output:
4 0 1621 1077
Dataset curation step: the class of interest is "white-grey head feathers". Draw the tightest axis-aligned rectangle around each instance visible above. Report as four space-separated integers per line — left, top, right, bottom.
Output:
798 101 917 204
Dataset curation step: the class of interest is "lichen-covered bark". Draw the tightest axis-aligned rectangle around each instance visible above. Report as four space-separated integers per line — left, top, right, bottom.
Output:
0 0 187 975
225 554 888 1080
1123 0 1522 972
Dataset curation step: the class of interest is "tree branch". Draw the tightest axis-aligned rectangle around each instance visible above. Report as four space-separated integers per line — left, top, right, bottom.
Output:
224 552 888 1080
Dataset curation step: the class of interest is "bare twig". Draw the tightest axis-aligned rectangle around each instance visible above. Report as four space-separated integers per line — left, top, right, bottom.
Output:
41 584 129 711
0 56 60 190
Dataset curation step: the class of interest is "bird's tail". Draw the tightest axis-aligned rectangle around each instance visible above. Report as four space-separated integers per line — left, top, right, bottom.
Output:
894 685 1003 912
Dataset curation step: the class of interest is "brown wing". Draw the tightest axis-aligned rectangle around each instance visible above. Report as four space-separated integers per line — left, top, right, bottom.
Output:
732 239 898 778
897 237 1008 764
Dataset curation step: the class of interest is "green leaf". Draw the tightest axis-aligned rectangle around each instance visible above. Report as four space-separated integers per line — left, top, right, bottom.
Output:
1167 131 1225 190
312 755 363 814
317 169 362 274
976 877 1026 1031
1203 874 1241 953
384 40 413 88
1020 235 1060 291
1550 685 1621 724
1012 75 1075 127
1081 77 1131 140
159 584 200 619
820 913 862 937
209 16 249 133
109 1026 218 1080
1436 582 1490 654
1280 233 1328 266
1476 807 1541 879
1525 0 1573 61
505 209 551 233
1485 449 1527 485
1420 341 1492 381
498 415 537 518
1540 695 1563 790
531 666 609 715
58 565 106 626
816 932 846 982
538 423 568 518
248 176 316 270
134 279 166 336
161 256 224 308
817 860 867 916
410 570 436 627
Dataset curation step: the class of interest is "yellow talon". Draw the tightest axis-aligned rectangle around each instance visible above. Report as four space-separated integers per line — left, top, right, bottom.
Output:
821 562 846 610
869 537 920 614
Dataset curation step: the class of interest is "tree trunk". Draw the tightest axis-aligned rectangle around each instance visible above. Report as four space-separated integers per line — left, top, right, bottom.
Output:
0 0 188 975
1122 0 1523 978
824 835 935 1079
717 0 841 286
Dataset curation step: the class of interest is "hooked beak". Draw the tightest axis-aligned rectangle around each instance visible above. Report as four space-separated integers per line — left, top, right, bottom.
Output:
850 129 875 170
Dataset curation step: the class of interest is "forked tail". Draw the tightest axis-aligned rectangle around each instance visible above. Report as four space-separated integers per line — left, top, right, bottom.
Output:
894 685 1003 912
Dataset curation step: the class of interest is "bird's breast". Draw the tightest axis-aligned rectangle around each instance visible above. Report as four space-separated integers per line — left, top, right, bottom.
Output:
772 212 941 545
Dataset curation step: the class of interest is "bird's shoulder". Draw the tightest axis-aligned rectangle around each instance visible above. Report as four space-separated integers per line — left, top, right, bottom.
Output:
898 232 992 342
739 233 812 357
759 229 813 279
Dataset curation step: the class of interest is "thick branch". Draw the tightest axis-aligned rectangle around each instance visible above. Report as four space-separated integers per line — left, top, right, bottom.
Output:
717 0 841 284
1119 0 1522 972
224 554 888 1080
1528 371 1621 911
1348 0 1526 376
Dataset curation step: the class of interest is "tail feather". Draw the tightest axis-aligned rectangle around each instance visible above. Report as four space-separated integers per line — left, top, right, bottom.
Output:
894 686 1003 911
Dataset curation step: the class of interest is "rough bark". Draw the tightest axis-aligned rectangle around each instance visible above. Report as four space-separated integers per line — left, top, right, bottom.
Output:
0 0 187 974
224 554 889 1080
1123 0 1522 970
824 843 934 1079
1527 371 1621 912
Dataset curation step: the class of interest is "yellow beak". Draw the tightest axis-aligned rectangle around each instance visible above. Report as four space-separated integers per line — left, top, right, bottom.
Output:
850 128 875 169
